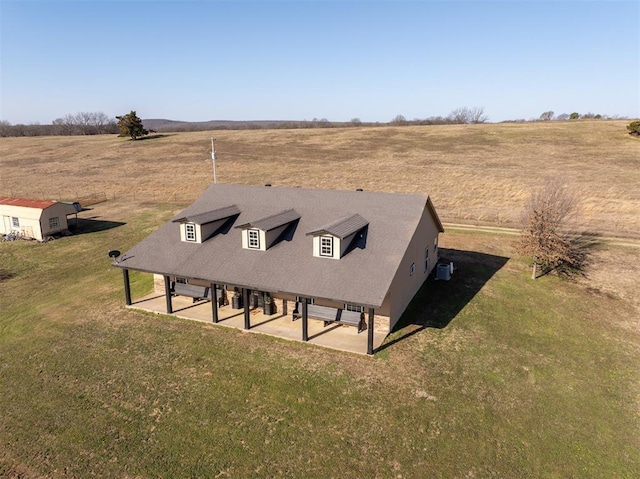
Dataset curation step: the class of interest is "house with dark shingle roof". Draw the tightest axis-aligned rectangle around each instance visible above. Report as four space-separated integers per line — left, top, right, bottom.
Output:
115 184 443 354
0 196 80 241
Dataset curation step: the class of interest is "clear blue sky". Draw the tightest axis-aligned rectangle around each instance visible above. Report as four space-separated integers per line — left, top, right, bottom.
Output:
1 0 638 124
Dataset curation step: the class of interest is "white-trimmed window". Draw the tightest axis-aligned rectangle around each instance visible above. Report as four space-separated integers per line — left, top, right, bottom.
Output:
248 229 260 249
49 217 60 229
345 303 364 313
320 235 333 257
424 246 429 272
185 223 196 242
11 217 19 228
410 262 415 276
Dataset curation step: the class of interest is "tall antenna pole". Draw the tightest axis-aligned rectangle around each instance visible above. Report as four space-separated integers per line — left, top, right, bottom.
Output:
211 138 217 184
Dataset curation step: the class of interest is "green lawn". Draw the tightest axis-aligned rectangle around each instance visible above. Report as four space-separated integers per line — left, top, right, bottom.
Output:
1 204 638 478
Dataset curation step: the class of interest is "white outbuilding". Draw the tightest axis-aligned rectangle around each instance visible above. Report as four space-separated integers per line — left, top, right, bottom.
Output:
0 196 80 241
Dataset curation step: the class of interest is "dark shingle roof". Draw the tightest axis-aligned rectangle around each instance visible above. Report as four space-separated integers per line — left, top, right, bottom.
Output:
172 205 240 225
117 184 443 308
235 209 300 231
306 214 369 239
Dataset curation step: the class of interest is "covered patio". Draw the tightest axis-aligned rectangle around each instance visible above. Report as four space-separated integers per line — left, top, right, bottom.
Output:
126 291 388 355
113 185 444 356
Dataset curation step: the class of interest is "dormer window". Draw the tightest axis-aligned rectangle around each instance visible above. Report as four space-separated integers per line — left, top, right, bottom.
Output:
248 229 260 249
320 236 333 257
173 205 240 244
236 209 300 251
307 214 368 259
185 223 196 242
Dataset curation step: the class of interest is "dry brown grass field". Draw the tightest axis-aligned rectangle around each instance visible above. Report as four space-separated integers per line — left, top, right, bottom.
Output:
1 120 638 237
2 120 640 477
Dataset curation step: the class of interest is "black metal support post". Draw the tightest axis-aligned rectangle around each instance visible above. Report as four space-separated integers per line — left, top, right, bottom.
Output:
367 308 375 355
123 268 132 306
302 299 309 342
243 288 250 330
211 283 218 323
164 275 173 314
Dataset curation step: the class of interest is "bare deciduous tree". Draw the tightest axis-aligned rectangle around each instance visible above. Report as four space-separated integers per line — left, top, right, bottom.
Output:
391 114 407 125
0 120 12 137
539 111 554 121
447 106 488 124
518 179 589 279
52 112 117 135
468 106 488 123
448 107 469 124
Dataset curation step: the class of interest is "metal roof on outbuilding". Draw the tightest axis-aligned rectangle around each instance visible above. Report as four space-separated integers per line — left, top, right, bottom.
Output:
0 196 57 210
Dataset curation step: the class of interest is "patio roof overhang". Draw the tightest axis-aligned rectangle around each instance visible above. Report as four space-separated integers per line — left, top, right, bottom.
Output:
113 263 384 310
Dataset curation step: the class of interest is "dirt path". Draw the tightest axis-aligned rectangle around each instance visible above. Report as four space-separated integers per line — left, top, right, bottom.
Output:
443 223 640 248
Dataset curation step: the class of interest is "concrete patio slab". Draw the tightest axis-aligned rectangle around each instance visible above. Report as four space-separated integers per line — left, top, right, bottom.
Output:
127 293 388 355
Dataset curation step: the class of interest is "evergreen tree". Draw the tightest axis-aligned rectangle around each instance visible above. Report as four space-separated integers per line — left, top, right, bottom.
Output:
626 120 640 136
116 111 148 140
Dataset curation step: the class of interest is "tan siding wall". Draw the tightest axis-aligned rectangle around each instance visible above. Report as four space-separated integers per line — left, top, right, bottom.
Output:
40 204 71 236
21 220 41 240
0 205 42 221
0 216 9 235
378 290 391 318
1 203 75 240
387 207 440 330
0 205 44 240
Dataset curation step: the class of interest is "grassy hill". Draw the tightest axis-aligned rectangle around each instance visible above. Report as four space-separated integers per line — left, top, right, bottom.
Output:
1 120 638 237
142 118 288 131
1 120 639 477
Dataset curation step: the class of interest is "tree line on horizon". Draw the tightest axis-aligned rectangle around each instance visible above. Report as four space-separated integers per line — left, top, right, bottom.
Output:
0 112 119 137
0 107 632 138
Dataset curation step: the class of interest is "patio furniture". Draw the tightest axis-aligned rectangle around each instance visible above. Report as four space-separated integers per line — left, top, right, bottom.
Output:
306 304 366 333
172 283 209 303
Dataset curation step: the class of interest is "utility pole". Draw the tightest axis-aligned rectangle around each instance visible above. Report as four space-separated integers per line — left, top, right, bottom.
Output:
211 138 217 184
